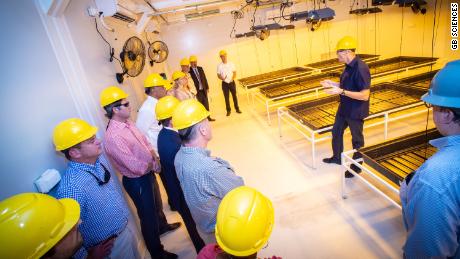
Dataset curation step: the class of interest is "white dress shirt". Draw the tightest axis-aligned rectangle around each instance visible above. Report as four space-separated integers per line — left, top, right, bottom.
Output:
217 62 235 84
136 96 161 153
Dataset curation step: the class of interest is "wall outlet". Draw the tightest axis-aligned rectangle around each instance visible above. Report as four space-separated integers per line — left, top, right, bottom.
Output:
87 6 99 17
35 169 61 193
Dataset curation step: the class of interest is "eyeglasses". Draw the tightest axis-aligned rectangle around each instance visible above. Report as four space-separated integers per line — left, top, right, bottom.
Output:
82 136 97 145
86 164 111 185
116 102 130 108
424 102 433 109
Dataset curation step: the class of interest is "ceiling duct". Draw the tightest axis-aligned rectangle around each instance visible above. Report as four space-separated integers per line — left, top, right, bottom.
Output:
149 0 238 17
185 9 220 20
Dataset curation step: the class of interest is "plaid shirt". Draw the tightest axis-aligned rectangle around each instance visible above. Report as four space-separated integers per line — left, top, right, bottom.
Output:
104 119 160 178
55 156 129 258
174 146 244 233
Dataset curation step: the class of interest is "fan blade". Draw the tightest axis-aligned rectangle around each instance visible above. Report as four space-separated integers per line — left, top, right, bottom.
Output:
150 41 168 63
128 56 144 77
124 53 135 70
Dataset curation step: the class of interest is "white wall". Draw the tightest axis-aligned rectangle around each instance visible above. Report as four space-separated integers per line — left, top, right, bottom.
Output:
0 0 164 200
0 1 81 200
160 1 459 98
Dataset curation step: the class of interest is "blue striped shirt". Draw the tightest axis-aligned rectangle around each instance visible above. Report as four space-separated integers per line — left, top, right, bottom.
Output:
400 134 460 258
174 146 244 233
55 155 130 258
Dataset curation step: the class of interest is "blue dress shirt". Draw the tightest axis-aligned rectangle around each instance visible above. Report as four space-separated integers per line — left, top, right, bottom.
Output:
174 146 244 233
400 134 460 258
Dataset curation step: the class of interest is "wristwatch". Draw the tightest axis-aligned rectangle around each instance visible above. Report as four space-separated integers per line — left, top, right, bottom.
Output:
340 89 346 96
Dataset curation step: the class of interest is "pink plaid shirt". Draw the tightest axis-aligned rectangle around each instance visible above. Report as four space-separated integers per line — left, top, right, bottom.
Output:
104 119 160 178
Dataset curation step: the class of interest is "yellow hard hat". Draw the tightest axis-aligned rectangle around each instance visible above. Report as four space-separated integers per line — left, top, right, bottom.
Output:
172 99 210 130
189 55 198 62
164 80 174 91
144 73 165 88
155 96 181 120
53 118 98 151
180 58 190 66
100 86 128 107
219 50 227 56
0 193 80 259
215 186 274 257
336 36 357 51
172 71 186 81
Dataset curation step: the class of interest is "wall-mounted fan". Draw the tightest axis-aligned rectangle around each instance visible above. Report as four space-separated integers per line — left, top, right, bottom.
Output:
148 41 169 66
116 36 145 83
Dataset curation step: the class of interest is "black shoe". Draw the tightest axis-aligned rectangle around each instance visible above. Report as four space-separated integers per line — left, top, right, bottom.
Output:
208 117 216 121
350 163 362 173
236 109 242 114
160 222 181 236
160 250 178 259
345 164 362 178
345 171 355 178
322 157 341 164
226 111 231 116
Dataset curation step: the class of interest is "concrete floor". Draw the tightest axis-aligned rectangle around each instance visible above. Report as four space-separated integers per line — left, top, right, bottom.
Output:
157 91 434 259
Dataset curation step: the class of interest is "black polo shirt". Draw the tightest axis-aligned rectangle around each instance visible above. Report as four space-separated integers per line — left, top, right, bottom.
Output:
337 56 371 120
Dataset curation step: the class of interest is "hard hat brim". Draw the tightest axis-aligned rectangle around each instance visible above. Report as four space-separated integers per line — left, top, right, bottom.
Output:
55 125 98 151
173 112 210 130
35 198 80 259
422 92 460 109
100 93 129 107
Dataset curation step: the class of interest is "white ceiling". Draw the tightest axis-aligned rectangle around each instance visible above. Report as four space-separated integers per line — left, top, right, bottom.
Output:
150 0 236 10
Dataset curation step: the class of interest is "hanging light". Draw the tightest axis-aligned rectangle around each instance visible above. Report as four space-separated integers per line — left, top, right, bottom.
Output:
395 0 427 14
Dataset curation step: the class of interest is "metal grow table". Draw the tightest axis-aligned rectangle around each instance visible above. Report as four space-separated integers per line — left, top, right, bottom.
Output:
256 56 437 124
277 82 429 168
340 129 441 209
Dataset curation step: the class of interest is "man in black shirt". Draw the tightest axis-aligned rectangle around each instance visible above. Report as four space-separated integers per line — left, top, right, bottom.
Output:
320 36 371 178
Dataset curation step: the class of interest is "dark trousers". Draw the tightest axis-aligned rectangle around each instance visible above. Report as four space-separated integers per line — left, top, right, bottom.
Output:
159 172 177 211
331 115 364 161
122 173 164 257
222 81 239 112
152 174 169 230
196 89 210 111
177 194 205 252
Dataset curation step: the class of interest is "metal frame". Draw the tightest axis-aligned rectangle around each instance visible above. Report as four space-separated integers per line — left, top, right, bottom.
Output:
252 74 342 124
254 74 387 125
253 58 437 125
277 102 430 169
238 54 382 103
238 69 320 103
341 150 402 209
305 54 380 72
238 67 318 90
